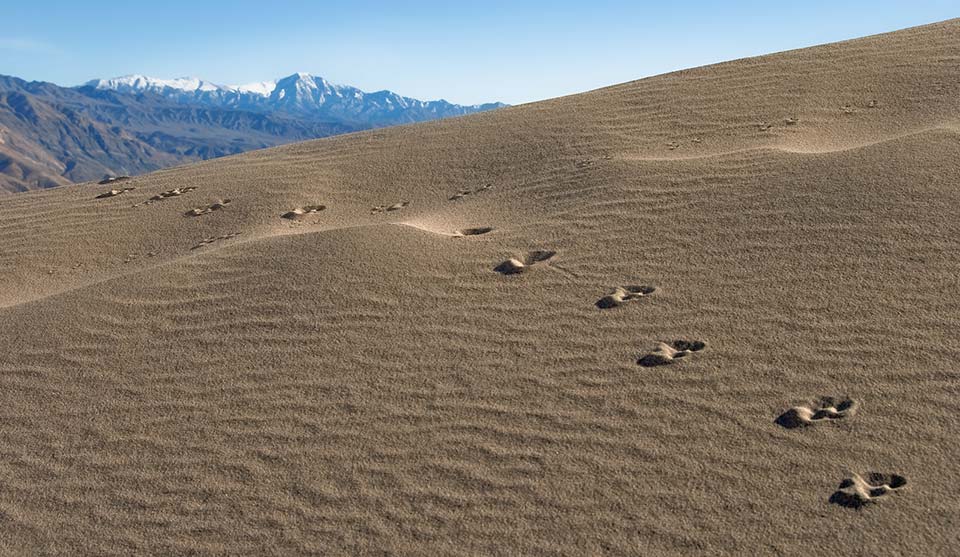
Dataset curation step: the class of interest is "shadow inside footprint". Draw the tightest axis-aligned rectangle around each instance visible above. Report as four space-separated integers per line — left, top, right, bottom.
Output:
495 250 557 275
449 184 492 201
596 285 656 309
776 397 858 429
371 201 410 214
830 473 907 509
672 340 706 352
281 205 326 219
455 227 494 237
139 187 198 206
186 199 231 217
638 340 706 367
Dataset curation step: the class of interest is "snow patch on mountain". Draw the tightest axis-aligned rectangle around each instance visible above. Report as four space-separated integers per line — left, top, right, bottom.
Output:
232 80 277 97
87 75 229 93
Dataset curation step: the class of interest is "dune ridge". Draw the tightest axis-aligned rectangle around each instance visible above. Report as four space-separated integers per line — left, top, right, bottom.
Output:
1 19 960 555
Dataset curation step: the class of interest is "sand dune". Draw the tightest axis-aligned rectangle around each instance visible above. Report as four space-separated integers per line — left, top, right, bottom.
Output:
1 19 960 555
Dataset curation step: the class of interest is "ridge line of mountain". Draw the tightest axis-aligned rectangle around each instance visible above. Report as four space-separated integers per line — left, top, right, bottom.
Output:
0 72 506 193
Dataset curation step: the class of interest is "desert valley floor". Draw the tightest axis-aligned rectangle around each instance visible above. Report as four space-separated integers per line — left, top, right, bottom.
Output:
1 19 960 556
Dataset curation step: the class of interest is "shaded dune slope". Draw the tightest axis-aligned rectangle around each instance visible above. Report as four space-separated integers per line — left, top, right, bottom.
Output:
1 19 959 555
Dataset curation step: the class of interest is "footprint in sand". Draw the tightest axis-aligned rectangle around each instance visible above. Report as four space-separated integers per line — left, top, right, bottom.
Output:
122 251 156 264
494 250 557 275
785 117 799 126
281 204 326 220
830 473 907 509
185 199 231 217
137 187 198 206
775 397 859 429
191 232 241 250
96 187 135 199
449 183 494 201
454 227 494 237
758 122 774 132
868 99 879 109
98 176 131 185
637 340 706 367
596 285 656 309
371 201 409 214
840 105 857 115
666 141 680 150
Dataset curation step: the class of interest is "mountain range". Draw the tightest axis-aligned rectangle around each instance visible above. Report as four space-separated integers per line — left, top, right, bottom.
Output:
0 73 505 193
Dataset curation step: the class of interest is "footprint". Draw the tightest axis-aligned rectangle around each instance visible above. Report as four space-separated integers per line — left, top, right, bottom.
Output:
449 184 493 201
758 122 774 132
372 201 409 214
840 105 856 115
494 250 557 275
98 176 131 185
96 187 135 199
867 99 879 109
830 473 907 509
637 340 706 367
152 187 196 200
281 204 326 219
454 227 494 237
186 199 231 217
575 159 595 168
191 232 241 250
137 187 198 206
122 251 156 264
785 117 799 126
775 397 859 429
666 141 680 150
596 285 656 309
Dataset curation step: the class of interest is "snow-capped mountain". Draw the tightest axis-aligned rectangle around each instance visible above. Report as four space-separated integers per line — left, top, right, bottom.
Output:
85 72 506 127
86 75 231 94
0 71 504 192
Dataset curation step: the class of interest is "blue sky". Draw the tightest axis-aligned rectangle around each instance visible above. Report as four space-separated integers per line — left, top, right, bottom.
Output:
1 1 957 105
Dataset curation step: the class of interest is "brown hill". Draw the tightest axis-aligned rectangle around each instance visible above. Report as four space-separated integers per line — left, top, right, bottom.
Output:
0 76 359 193
1 19 959 555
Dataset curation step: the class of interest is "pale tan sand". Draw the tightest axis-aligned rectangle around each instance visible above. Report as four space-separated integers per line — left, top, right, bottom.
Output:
1 19 960 555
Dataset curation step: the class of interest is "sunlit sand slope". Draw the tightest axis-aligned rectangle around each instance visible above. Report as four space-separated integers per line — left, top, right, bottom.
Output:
1 19 959 556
